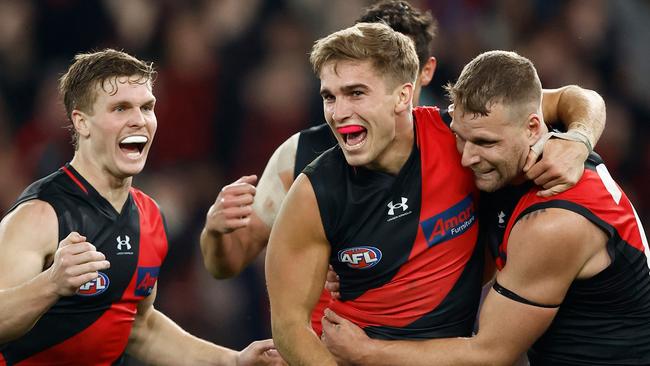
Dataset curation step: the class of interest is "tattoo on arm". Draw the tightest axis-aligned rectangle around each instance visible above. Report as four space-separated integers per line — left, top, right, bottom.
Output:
520 208 547 222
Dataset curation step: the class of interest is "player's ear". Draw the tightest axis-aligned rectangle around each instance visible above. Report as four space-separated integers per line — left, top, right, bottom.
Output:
71 110 90 138
526 113 544 144
395 83 414 114
418 57 437 87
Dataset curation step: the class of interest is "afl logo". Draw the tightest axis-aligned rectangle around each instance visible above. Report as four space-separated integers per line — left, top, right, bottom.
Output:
338 246 382 269
77 272 110 296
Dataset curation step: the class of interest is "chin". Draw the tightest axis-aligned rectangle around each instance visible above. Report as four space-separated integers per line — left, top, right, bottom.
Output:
475 179 500 193
117 160 147 178
341 151 371 167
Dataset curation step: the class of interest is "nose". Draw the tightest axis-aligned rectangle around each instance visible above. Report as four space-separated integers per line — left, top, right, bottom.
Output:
129 108 147 128
460 141 481 168
330 99 353 123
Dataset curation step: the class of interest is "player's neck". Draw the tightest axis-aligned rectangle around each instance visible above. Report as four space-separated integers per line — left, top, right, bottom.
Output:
69 153 132 213
367 115 414 175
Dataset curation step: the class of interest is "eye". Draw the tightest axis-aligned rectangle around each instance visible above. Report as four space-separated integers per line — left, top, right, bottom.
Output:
322 94 335 103
142 104 154 112
351 90 364 97
476 140 497 148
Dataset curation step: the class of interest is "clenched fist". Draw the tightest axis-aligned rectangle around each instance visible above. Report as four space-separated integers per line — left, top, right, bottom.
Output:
205 175 258 234
46 232 111 297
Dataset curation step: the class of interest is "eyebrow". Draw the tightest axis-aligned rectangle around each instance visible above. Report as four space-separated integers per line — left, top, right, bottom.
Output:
110 98 156 107
320 83 369 97
450 123 499 144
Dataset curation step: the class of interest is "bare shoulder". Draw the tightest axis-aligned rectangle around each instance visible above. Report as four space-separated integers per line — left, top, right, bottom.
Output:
506 207 607 281
271 173 322 241
0 200 59 285
0 199 58 250
263 132 300 180
253 133 300 227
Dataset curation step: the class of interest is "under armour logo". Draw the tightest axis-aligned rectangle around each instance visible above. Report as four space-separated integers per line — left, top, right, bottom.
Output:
387 197 409 216
498 211 506 225
117 235 131 251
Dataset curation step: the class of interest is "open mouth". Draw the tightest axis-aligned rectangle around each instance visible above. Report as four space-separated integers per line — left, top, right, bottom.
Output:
336 125 367 148
119 135 148 157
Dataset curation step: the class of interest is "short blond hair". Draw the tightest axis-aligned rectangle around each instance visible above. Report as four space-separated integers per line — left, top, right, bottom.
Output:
310 22 419 88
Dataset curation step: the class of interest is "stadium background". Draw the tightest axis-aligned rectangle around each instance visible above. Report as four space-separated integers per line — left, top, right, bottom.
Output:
0 0 647 362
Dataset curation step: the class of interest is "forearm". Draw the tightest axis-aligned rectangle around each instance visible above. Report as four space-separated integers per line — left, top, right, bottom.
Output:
553 85 606 148
273 318 336 366
0 272 59 343
359 337 501 366
127 309 238 366
200 228 249 279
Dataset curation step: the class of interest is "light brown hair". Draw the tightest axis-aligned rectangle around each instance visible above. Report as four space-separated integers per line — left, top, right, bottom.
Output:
59 49 156 149
310 22 419 89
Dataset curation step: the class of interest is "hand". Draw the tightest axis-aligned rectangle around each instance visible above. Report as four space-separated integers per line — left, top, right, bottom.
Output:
321 308 372 366
46 232 111 297
324 265 341 299
205 175 258 234
236 339 287 366
523 138 587 197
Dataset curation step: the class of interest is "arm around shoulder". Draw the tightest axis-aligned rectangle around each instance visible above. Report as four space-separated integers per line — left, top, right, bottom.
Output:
542 85 606 149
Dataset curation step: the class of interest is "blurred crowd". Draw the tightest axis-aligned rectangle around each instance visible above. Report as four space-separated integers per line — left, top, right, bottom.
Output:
0 0 648 360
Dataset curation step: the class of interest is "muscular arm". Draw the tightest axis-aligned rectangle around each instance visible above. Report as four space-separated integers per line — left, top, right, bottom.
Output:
265 174 336 366
0 201 109 343
542 85 605 147
126 285 240 365
201 133 298 278
527 86 606 196
322 208 609 365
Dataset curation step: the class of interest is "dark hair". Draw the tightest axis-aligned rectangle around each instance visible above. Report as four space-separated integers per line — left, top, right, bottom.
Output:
445 50 542 118
59 48 156 149
357 0 437 71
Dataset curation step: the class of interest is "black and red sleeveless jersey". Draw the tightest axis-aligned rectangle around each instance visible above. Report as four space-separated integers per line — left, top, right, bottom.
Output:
0 164 169 366
293 123 337 180
303 106 483 340
482 154 650 365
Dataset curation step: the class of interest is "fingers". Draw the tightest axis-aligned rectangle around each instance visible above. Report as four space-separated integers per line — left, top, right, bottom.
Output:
222 176 258 196
323 308 344 324
537 183 570 197
249 338 276 352
206 176 259 234
51 235 111 296
324 265 340 297
321 314 336 334
58 231 87 248
235 174 258 185
523 148 540 173
525 133 552 172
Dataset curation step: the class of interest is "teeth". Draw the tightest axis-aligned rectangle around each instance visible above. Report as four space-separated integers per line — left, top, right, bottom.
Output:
120 135 148 144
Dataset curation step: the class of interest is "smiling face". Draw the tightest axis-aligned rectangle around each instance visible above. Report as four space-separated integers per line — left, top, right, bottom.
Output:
73 76 157 179
319 59 411 172
450 103 541 192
